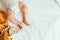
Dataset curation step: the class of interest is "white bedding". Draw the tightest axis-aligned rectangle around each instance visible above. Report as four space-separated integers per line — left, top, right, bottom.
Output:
0 0 60 40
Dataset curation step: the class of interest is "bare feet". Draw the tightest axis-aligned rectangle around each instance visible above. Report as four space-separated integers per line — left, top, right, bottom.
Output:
18 25 22 30
17 22 23 30
23 20 31 26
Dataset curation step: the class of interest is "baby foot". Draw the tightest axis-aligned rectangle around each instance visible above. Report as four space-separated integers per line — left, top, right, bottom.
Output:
23 20 31 26
17 22 23 30
18 25 22 30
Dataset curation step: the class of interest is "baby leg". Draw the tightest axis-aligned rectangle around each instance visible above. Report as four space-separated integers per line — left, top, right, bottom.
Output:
6 8 22 29
19 2 30 26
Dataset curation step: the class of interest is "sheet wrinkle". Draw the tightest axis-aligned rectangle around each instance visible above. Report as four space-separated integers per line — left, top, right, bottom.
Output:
0 0 60 40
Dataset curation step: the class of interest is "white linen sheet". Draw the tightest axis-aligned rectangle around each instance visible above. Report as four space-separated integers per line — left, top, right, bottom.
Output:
0 0 60 40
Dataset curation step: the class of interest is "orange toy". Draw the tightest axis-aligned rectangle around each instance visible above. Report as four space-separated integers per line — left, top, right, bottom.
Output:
0 9 12 40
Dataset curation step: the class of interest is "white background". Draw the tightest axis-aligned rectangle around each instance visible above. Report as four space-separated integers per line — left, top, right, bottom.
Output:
0 0 60 40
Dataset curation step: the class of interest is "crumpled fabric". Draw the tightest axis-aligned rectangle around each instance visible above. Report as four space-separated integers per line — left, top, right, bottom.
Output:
0 0 60 40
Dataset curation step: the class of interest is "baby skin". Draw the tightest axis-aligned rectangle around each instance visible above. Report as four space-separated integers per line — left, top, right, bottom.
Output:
6 2 30 29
